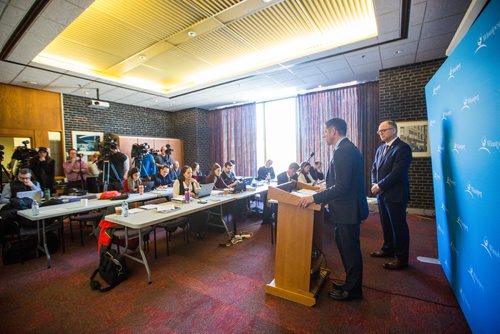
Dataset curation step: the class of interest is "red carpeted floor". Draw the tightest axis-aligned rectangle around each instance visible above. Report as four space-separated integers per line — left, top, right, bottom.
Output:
0 213 471 333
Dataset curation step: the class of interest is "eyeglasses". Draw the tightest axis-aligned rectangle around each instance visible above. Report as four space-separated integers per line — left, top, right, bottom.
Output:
377 128 395 135
18 176 31 180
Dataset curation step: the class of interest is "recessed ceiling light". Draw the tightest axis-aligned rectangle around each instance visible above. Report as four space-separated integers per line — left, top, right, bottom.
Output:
395 50 403 54
138 55 147 60
23 80 38 85
84 91 89 95
361 55 366 58
262 0 273 3
154 99 159 102
187 31 196 37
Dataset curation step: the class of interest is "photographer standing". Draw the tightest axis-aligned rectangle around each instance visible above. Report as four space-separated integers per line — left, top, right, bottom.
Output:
137 148 156 180
108 143 129 191
155 146 173 168
86 152 101 193
29 147 55 194
63 149 87 189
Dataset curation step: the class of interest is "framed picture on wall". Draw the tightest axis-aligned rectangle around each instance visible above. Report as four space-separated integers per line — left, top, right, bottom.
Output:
71 131 103 155
396 121 430 157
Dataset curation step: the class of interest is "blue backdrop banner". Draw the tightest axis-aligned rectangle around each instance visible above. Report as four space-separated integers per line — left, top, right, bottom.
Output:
425 0 500 332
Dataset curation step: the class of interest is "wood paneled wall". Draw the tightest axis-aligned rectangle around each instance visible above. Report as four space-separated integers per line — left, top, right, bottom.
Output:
0 84 63 148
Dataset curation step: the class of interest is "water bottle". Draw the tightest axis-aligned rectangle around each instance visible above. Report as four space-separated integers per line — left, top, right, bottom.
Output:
184 189 190 203
266 172 271 184
121 201 129 217
44 188 51 201
32 200 40 216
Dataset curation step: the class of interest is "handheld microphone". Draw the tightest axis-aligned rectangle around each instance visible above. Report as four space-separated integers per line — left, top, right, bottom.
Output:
310 152 315 158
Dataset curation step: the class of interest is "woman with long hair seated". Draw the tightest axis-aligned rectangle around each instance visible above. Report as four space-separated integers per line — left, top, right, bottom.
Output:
204 163 231 190
126 167 142 193
173 165 200 198
297 162 316 185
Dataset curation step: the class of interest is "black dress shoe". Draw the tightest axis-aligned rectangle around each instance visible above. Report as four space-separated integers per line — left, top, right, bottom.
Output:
382 259 408 270
370 250 394 258
328 290 363 301
331 282 344 291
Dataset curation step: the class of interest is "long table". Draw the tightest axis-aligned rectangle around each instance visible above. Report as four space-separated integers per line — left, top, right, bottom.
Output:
17 190 171 268
105 184 270 283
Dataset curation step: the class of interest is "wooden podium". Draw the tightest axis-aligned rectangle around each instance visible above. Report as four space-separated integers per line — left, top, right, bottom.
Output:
265 182 330 306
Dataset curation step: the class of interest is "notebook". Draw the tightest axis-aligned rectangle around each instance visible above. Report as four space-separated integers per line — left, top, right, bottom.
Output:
194 183 214 198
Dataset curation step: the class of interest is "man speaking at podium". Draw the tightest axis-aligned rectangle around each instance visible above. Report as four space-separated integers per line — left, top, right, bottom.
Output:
298 118 368 301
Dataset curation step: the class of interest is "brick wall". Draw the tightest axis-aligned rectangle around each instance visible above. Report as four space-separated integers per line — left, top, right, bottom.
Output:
379 59 444 210
62 94 175 151
170 108 210 173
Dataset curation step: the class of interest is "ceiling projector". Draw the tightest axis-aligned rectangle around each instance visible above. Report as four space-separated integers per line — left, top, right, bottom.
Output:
87 100 110 108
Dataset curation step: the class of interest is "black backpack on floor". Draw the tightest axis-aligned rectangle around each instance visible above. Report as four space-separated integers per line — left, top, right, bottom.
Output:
90 248 129 292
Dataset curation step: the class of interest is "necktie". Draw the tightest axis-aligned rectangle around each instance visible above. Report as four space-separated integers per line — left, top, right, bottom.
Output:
382 144 389 157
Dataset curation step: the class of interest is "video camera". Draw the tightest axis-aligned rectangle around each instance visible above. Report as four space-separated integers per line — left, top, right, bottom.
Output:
97 135 118 160
131 143 149 160
11 140 38 168
165 144 174 156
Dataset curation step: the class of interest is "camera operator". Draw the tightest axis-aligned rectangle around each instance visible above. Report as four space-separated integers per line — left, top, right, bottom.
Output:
155 146 174 168
86 152 101 193
29 147 55 194
134 145 156 179
108 143 129 191
63 149 87 189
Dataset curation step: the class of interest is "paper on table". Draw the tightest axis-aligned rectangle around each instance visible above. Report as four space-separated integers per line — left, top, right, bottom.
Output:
128 208 145 215
296 189 317 195
139 204 159 210
171 196 186 202
156 204 179 212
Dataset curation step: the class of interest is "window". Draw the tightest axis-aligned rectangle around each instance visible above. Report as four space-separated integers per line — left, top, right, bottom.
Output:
256 98 297 175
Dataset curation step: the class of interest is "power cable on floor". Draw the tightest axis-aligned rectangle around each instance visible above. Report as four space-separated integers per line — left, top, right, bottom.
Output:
328 277 460 308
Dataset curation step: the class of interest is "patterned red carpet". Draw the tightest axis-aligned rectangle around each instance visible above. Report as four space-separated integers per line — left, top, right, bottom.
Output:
0 213 470 333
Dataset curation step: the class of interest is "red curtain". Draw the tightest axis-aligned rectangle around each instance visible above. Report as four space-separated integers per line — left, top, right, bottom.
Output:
297 82 379 194
208 103 257 177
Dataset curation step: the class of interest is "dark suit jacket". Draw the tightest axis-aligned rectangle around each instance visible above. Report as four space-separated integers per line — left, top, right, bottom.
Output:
371 137 412 203
313 139 369 224
277 171 298 185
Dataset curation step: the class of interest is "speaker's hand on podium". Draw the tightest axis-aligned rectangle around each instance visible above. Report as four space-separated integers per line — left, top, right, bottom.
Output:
298 196 314 208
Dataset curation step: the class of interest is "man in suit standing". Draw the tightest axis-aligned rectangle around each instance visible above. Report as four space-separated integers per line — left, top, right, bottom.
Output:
370 120 412 270
298 118 368 301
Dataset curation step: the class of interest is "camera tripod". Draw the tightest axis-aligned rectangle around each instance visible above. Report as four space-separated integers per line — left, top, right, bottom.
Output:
0 162 11 192
101 160 122 192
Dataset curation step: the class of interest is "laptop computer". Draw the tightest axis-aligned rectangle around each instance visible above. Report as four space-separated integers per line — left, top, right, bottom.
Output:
16 190 42 202
241 177 254 186
142 181 154 192
195 183 214 198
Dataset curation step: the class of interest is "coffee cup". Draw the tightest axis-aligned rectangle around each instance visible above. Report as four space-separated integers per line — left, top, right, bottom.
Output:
80 198 88 207
139 185 144 195
223 188 229 196
115 207 123 215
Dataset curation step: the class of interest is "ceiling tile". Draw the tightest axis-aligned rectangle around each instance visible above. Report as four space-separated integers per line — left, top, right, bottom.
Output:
8 0 35 10
1 4 26 27
0 23 14 49
66 0 94 10
351 61 381 75
409 2 426 26
345 47 381 67
380 41 418 60
11 66 62 86
382 54 417 69
416 47 447 63
45 74 91 93
418 32 455 52
0 61 25 83
420 14 464 39
7 31 52 63
29 15 66 40
374 0 400 15
376 10 401 35
424 0 471 23
41 0 86 26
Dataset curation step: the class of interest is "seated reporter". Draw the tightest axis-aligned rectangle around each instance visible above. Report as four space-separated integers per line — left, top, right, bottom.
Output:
205 163 231 190
151 165 175 188
256 159 275 181
126 167 142 193
277 162 300 185
298 162 316 185
173 166 200 197
221 161 238 187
